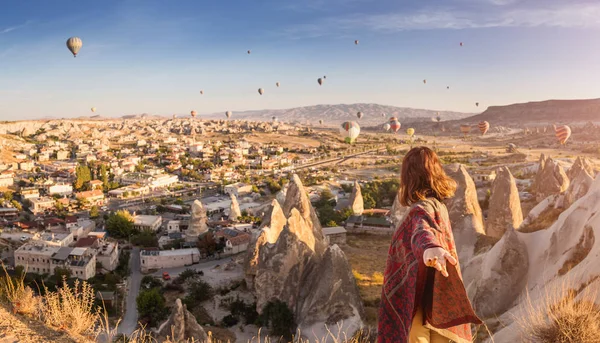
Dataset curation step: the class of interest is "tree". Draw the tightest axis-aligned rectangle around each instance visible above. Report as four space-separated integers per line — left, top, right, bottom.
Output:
136 288 167 327
131 230 158 248
54 266 71 283
3 191 13 202
89 205 99 218
106 210 136 239
197 232 216 257
257 300 295 340
75 164 92 190
100 164 109 190
363 192 376 210
11 200 22 211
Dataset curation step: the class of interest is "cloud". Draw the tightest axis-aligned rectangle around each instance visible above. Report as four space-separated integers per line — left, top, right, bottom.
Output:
280 2 600 39
0 20 32 34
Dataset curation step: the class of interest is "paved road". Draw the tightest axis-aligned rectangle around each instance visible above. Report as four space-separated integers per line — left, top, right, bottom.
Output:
117 247 141 336
149 256 234 280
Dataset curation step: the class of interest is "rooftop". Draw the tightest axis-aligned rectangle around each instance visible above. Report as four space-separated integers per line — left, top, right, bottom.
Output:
16 243 60 256
141 248 200 257
52 247 73 261
322 226 347 235
133 215 162 226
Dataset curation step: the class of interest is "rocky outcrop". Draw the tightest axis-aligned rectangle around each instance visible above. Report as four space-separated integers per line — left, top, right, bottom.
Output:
186 200 208 241
388 191 409 229
567 156 595 180
348 181 364 215
487 167 523 239
245 174 364 338
532 155 570 201
562 168 594 208
444 164 485 262
158 298 208 342
228 193 242 222
467 229 529 318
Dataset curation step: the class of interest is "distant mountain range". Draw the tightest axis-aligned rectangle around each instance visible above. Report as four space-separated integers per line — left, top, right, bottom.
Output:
457 99 600 126
203 103 474 126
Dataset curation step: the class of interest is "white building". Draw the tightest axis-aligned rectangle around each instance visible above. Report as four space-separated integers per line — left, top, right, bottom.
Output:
149 174 178 190
29 197 55 214
133 215 162 232
48 184 73 196
140 248 201 272
96 242 119 272
36 232 74 247
166 220 184 233
224 182 253 197
0 172 14 187
19 161 35 171
14 244 96 280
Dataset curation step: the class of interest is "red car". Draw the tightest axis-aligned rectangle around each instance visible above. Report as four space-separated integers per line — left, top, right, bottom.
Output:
162 272 171 281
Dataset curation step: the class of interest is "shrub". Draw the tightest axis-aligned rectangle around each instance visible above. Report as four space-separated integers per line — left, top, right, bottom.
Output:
173 269 197 285
136 288 167 327
140 276 162 290
41 278 99 337
183 279 214 307
257 300 295 340
222 314 239 327
0 265 38 316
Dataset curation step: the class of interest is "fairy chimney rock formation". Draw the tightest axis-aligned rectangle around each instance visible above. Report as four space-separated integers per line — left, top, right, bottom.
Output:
186 200 208 241
567 157 595 180
244 174 364 337
349 181 364 215
158 298 208 342
444 163 485 262
229 193 242 222
487 167 523 239
532 155 570 201
562 167 594 208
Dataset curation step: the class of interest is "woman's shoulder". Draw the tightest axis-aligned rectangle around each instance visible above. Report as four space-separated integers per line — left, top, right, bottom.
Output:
410 197 447 215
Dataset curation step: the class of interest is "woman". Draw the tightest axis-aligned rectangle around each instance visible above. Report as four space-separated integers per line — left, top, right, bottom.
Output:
378 147 481 343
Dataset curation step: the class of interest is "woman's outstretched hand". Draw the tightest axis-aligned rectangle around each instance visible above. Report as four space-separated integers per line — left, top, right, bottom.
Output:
423 247 457 277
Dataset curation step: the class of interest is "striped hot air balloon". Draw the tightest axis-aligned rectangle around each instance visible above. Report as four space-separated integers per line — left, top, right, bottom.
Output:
340 121 360 144
555 125 571 145
66 37 82 57
478 121 490 135
389 117 401 133
460 124 471 136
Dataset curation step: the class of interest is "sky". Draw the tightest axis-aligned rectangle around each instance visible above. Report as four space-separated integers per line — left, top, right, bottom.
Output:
1 0 600 120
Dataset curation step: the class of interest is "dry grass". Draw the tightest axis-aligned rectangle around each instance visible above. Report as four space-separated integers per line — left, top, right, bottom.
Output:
341 233 390 326
0 264 38 316
558 226 594 276
41 278 100 338
519 207 563 233
519 282 600 343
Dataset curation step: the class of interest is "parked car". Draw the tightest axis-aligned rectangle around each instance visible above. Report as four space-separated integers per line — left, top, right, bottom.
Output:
162 272 171 281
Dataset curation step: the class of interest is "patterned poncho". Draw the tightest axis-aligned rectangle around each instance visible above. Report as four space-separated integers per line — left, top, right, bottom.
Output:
378 198 482 343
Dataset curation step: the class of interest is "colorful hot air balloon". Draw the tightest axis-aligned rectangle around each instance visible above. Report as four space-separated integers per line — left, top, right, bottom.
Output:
406 128 415 137
318 78 323 86
389 117 401 133
478 121 490 135
356 112 363 119
354 40 359 45
226 111 232 119
91 107 96 113
340 121 360 144
383 123 391 132
555 125 572 145
460 124 471 136
191 110 197 118
66 37 82 57
276 82 280 87
258 88 264 95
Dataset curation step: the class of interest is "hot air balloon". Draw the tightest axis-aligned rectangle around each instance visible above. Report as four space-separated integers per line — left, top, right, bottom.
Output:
247 50 251 54
423 79 427 84
319 119 324 125
555 125 571 145
172 114 176 119
258 88 264 95
272 116 278 122
91 107 96 113
460 42 463 47
381 113 386 118
389 117 401 133
318 78 323 86
323 75 327 79
447 86 450 90
478 121 490 135
460 124 471 136
356 112 363 120
276 82 280 87
383 123 391 132
191 110 197 118
66 37 82 57
354 40 359 45
436 113 441 122
200 90 204 95
226 111 232 119
340 121 360 144
475 102 480 107
406 128 415 137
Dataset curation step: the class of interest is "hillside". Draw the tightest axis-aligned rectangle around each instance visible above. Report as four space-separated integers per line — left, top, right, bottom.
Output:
459 98 600 127
204 103 473 126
